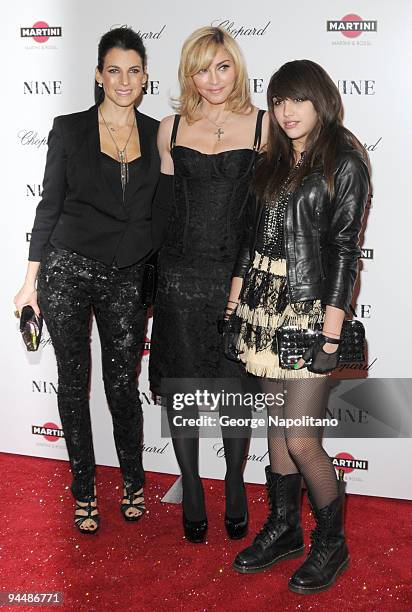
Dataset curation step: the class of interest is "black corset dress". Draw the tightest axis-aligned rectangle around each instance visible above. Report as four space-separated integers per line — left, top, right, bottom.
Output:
149 111 264 393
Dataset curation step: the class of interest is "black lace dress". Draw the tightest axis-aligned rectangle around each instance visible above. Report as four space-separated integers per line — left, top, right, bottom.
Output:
149 111 264 394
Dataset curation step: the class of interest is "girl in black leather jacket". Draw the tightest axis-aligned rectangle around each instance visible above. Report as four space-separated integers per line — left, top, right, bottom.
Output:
224 60 370 594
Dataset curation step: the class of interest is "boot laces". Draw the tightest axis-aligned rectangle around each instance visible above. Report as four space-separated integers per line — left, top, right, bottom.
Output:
254 483 283 545
308 515 331 567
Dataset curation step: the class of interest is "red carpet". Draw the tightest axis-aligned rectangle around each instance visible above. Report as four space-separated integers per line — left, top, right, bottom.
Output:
0 452 411 611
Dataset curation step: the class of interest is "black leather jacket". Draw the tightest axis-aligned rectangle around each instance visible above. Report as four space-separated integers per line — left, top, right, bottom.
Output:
232 150 370 312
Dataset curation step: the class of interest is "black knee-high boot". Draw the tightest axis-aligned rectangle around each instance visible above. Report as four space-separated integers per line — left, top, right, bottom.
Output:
288 481 349 594
233 467 304 573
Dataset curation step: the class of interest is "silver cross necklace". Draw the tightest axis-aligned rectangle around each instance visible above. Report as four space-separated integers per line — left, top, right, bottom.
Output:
201 110 231 141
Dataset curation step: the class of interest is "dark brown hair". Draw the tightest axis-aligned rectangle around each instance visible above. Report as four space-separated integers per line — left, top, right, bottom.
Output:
254 59 368 199
94 27 147 104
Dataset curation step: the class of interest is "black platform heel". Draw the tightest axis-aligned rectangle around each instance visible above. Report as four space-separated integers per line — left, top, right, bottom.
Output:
182 479 208 543
225 511 248 540
121 486 146 522
183 513 208 543
74 497 100 534
225 477 249 540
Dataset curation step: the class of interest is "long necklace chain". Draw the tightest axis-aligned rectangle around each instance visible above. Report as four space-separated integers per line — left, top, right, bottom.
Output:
201 110 231 140
99 107 136 195
260 152 306 263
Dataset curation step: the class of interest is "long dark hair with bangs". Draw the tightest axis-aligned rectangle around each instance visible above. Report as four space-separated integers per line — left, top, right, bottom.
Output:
254 59 368 200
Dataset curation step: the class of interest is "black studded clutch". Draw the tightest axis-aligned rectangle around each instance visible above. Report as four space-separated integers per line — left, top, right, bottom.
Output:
276 320 365 369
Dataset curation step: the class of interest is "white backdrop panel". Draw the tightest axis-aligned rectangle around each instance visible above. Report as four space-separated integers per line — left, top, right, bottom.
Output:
2 0 411 500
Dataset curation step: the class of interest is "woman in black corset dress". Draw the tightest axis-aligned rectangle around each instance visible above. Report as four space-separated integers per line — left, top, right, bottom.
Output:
14 28 160 534
149 26 268 543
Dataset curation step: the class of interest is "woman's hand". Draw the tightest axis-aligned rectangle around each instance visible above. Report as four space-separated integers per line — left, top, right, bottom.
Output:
14 285 40 317
219 314 243 363
294 337 340 374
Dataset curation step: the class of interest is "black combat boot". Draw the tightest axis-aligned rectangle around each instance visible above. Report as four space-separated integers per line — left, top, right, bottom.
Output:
288 481 349 594
233 467 304 573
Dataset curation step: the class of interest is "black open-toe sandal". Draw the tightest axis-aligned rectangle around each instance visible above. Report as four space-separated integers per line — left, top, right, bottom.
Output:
74 498 100 534
121 487 146 522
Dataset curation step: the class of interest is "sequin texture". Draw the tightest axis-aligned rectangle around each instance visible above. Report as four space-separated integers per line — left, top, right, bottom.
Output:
37 248 146 501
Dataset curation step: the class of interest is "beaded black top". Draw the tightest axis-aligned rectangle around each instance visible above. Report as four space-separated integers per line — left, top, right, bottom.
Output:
255 196 288 259
255 152 306 261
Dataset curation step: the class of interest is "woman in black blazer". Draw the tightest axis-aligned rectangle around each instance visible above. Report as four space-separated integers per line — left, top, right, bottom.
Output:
14 28 160 534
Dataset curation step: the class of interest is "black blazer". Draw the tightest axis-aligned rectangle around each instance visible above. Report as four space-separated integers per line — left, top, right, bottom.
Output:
29 105 160 267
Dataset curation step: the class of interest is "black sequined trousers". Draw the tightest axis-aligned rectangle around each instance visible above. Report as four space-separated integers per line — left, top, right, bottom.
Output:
38 248 146 501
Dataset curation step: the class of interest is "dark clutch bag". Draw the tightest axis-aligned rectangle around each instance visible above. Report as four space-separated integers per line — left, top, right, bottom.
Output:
20 305 43 351
141 254 158 309
276 320 365 369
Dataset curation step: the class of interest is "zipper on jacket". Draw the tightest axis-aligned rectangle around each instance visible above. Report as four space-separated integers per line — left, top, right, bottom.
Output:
315 209 326 279
284 195 293 303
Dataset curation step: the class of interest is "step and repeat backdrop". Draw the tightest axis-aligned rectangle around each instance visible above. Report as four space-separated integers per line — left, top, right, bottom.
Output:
2 0 412 499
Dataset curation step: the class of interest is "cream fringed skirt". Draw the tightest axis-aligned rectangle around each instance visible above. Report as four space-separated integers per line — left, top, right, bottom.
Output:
236 253 326 379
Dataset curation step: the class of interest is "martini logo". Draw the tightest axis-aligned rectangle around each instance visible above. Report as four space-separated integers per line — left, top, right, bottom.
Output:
332 452 368 473
327 15 377 38
20 22 62 43
142 336 151 356
32 422 64 442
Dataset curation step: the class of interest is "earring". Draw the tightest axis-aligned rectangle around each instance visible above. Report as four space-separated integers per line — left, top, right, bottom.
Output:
142 84 147 95
98 83 103 88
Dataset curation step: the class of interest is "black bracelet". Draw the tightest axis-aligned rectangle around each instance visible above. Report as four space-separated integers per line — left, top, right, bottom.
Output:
321 335 341 345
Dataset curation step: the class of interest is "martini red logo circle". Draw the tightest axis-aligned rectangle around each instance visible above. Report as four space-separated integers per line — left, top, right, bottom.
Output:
32 21 50 43
20 22 62 43
341 14 363 38
42 422 62 442
334 451 356 473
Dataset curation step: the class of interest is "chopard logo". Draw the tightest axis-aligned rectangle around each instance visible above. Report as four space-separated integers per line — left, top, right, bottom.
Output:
213 443 269 462
211 19 271 37
142 443 169 454
364 137 382 152
110 24 166 39
18 130 48 148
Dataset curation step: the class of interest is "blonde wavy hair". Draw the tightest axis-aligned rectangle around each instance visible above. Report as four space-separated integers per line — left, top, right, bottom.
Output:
174 26 252 122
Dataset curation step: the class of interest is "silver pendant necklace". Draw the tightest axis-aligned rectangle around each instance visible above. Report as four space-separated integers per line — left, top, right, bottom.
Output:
201 110 231 140
99 107 136 196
